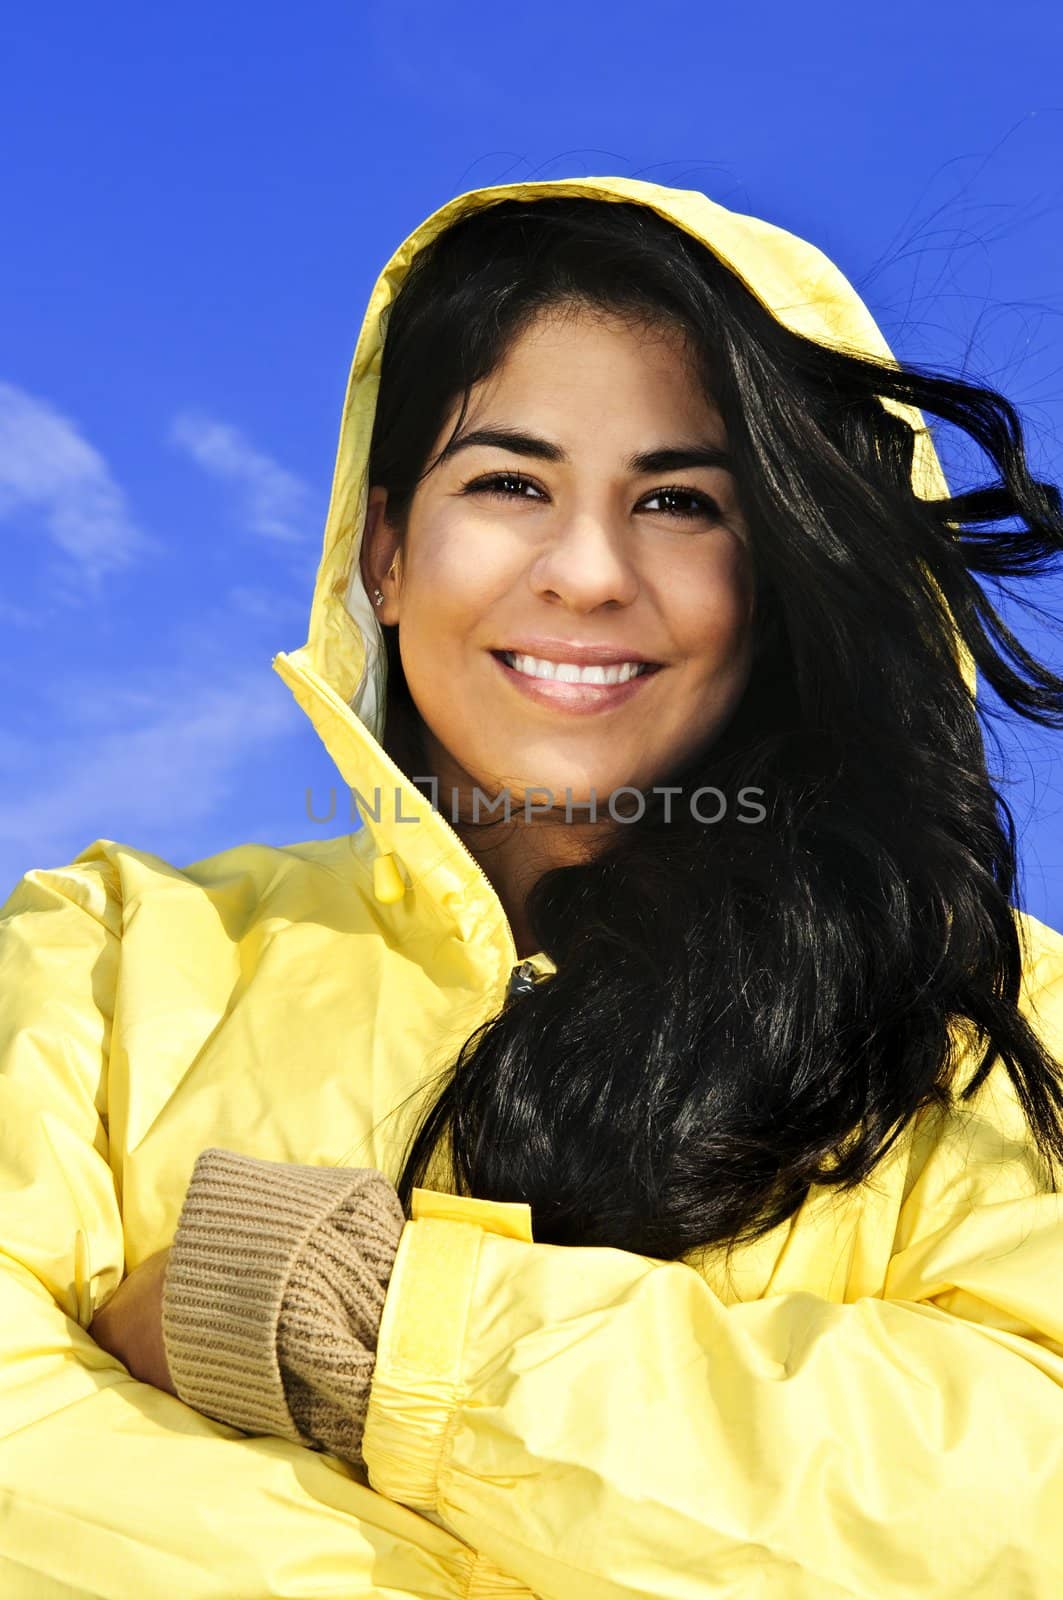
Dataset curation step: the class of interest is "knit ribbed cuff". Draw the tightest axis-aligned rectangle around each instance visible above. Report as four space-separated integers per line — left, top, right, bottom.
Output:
161 1148 401 1446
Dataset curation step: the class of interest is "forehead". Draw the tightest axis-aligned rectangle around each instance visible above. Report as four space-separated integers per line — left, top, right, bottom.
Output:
466 304 722 432
494 302 696 373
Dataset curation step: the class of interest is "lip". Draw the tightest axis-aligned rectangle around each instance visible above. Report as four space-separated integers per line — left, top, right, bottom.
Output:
491 650 663 713
492 638 662 667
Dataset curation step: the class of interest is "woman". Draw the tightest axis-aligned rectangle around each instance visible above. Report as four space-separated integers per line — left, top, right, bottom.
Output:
4 174 1063 1598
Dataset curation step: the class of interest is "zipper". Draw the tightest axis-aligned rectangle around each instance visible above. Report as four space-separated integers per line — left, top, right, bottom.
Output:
421 829 548 1006
277 651 537 999
429 814 559 998
438 833 551 1005
386 774 525 982
411 787 564 1001
421 790 521 973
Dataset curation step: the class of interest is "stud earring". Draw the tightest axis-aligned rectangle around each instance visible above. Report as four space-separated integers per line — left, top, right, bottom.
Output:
373 588 384 607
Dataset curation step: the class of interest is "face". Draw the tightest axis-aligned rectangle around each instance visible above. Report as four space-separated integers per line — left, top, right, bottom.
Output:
363 304 758 814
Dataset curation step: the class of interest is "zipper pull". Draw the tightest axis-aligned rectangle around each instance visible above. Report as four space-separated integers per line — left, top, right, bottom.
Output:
506 960 539 1000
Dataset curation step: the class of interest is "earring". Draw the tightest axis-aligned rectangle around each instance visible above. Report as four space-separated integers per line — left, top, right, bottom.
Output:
373 588 384 607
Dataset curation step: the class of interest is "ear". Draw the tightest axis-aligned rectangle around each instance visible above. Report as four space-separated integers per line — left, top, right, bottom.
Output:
359 486 403 624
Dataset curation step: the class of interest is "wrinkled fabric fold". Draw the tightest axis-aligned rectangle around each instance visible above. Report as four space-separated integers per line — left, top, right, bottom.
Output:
364 1204 1063 1598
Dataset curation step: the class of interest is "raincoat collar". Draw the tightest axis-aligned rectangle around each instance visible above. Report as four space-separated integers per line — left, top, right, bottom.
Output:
271 175 975 953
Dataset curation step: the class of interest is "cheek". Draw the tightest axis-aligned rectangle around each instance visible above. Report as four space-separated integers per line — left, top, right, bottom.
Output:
403 526 495 643
666 546 756 663
398 515 518 694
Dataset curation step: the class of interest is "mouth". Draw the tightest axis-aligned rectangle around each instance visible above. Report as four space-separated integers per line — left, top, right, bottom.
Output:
490 649 664 713
492 650 662 685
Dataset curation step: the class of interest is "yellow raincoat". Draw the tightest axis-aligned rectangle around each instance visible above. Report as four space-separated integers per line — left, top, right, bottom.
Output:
2 176 1063 1599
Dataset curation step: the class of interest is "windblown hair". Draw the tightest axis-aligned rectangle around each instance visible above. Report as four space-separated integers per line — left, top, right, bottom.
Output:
366 196 1063 1260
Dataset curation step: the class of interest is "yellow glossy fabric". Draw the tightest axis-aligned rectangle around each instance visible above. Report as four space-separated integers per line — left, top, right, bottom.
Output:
1 176 1062 1598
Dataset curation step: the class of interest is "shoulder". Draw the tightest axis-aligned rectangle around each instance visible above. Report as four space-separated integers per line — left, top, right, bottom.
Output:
1015 906 1063 1062
2 832 375 933
896 906 1063 1230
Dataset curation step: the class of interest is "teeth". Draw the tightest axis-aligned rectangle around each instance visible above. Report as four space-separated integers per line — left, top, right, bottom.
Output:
503 652 650 685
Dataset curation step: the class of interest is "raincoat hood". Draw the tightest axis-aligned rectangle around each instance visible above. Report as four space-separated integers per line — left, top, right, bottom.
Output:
271 175 977 925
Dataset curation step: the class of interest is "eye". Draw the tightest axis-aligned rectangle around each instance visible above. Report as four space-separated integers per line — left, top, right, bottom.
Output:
461 471 545 501
640 485 721 521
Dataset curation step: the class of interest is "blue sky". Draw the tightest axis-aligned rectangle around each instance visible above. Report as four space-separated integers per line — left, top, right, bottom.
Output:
2 2 1062 926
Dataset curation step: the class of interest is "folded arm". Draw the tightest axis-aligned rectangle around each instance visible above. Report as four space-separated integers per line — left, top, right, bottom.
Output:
0 851 484 1600
160 1131 1063 1600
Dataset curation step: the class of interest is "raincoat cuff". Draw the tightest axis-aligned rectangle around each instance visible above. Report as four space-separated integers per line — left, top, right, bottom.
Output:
162 1148 387 1446
361 1215 486 1509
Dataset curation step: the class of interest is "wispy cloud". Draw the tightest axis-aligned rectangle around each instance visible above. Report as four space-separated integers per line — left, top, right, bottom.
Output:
0 666 303 888
169 411 315 544
0 379 150 582
0 597 37 630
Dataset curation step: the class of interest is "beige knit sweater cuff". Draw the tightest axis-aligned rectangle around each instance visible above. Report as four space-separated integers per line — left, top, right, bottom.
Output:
162 1148 406 1466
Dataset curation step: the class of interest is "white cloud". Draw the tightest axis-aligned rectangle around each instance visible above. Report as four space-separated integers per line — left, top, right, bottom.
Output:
0 379 150 582
169 412 314 544
0 667 302 889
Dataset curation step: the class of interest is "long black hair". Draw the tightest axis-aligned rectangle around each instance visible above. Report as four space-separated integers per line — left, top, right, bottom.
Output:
366 196 1063 1261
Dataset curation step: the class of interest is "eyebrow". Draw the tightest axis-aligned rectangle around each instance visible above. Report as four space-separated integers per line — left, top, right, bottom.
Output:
437 425 736 477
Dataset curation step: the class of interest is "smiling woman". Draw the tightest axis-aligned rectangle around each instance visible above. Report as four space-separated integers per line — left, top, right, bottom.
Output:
4 177 1063 1600
355 193 1063 1254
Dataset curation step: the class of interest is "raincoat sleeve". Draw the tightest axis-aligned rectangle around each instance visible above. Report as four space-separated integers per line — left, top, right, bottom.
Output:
363 985 1063 1597
0 851 490 1600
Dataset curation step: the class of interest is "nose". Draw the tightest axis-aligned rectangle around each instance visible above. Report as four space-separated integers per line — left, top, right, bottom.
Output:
529 504 640 612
